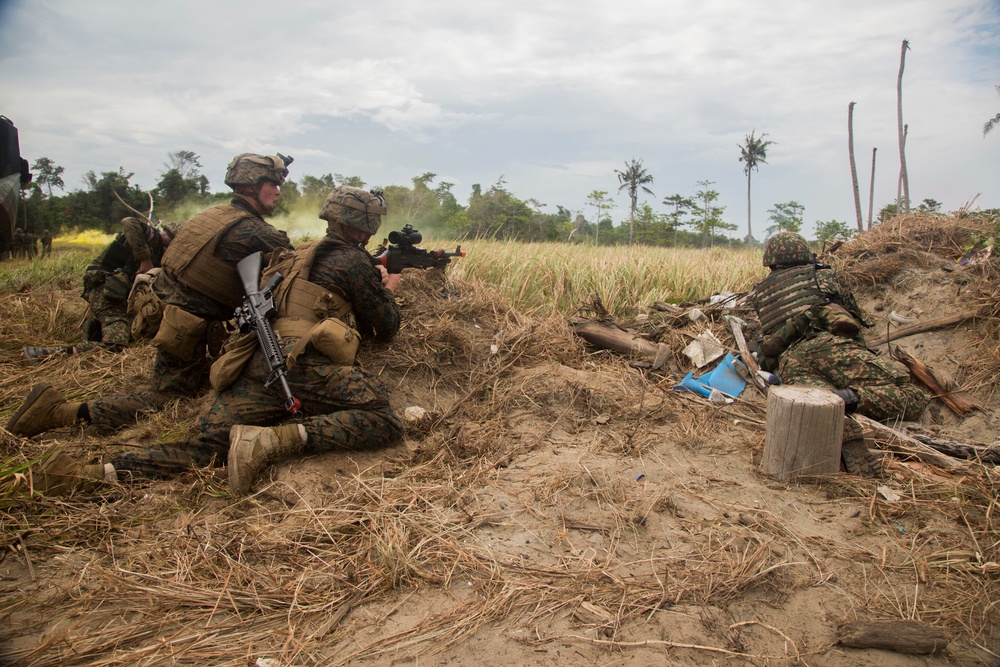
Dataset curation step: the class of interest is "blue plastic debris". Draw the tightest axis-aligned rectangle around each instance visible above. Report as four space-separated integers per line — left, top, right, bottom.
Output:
673 352 748 399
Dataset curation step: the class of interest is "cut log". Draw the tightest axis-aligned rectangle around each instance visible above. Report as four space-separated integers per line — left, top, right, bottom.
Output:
866 313 973 347
764 386 844 480
838 620 948 655
853 415 968 471
568 317 661 360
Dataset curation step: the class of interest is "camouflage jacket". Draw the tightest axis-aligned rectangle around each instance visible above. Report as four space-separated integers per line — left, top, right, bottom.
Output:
87 217 166 278
755 265 870 371
153 198 293 321
310 236 400 342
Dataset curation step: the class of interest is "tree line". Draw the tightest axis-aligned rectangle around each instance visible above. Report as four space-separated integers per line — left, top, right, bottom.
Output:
19 149 949 248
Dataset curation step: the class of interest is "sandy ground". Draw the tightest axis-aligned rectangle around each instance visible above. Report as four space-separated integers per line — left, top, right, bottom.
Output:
1 232 998 666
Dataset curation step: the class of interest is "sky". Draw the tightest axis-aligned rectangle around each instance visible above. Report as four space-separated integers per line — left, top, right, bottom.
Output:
1 0 998 240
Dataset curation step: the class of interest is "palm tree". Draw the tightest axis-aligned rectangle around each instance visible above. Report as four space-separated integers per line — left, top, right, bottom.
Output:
984 85 1000 137
614 158 654 246
738 130 774 245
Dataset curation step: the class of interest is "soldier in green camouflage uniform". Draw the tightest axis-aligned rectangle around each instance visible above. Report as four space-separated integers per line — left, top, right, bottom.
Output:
22 217 177 364
24 186 404 497
7 154 294 438
753 232 928 474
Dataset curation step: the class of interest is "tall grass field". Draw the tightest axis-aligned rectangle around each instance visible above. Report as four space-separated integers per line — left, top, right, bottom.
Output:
2 234 767 320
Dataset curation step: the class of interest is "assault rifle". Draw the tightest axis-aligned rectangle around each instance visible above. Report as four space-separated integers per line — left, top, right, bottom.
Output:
371 224 465 274
235 252 302 416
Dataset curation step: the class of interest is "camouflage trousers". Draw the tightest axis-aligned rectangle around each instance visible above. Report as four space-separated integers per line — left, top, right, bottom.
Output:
112 350 403 479
779 331 928 422
86 348 212 428
81 270 133 350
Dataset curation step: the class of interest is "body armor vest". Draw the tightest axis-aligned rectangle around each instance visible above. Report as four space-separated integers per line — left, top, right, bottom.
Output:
264 239 354 342
160 205 249 310
753 264 829 336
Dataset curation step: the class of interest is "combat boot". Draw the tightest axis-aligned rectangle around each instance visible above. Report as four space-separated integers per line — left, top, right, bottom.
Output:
21 345 74 365
228 423 306 496
841 416 883 478
30 445 116 495
6 383 84 438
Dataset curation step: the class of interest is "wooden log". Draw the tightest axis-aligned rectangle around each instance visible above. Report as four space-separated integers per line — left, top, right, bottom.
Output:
838 620 948 655
853 415 968 471
568 317 661 360
891 346 982 415
906 429 1000 464
866 313 973 347
764 386 844 480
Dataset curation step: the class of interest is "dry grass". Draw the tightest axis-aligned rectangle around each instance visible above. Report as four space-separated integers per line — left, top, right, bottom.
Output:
2 222 1000 665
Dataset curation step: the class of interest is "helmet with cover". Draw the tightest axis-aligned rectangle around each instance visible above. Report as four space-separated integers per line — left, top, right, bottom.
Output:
318 186 387 235
762 232 814 267
223 153 290 188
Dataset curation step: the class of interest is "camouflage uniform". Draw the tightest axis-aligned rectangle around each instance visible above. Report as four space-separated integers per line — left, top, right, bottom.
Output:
113 228 402 479
753 232 928 423
40 229 52 257
87 197 292 428
80 217 168 351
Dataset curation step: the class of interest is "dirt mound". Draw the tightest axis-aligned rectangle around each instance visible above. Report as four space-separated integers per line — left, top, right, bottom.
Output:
1 213 999 666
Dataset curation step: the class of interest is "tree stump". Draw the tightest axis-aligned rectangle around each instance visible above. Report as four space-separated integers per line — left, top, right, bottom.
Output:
764 385 844 480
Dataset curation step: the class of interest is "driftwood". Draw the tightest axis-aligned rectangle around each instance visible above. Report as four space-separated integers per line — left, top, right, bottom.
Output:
892 346 982 415
867 313 973 347
568 317 660 360
854 415 968 471
838 620 948 655
906 428 1000 464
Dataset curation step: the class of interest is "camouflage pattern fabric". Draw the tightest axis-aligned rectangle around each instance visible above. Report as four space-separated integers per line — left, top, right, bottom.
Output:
112 351 402 478
81 200 290 430
778 331 928 422
80 218 170 349
86 345 213 428
111 231 402 479
81 270 132 349
762 231 815 267
152 198 292 321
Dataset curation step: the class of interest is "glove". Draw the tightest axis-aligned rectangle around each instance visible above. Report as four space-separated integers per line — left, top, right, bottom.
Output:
832 388 859 414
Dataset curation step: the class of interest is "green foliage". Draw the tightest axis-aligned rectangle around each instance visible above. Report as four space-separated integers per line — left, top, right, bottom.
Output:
814 219 855 243
31 157 65 197
766 201 804 236
615 158 654 246
154 151 211 216
917 198 942 213
690 180 733 246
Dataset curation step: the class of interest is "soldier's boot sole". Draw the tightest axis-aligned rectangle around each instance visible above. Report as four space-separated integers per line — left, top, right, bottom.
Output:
842 439 883 478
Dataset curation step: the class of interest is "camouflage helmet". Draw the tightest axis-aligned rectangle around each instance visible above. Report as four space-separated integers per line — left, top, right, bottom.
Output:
762 232 814 267
318 186 387 235
223 153 290 188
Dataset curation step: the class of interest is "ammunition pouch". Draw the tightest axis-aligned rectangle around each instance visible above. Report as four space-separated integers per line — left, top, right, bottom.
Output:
275 316 359 367
209 331 257 391
152 304 208 361
812 303 862 339
127 269 164 340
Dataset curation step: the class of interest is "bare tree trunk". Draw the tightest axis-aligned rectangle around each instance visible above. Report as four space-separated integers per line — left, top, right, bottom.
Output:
848 102 864 231
896 39 911 213
896 124 907 214
746 170 753 246
867 147 877 229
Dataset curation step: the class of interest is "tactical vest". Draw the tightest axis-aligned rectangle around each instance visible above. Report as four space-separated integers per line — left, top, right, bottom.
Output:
160 205 249 310
264 239 355 342
753 264 829 336
88 234 134 274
